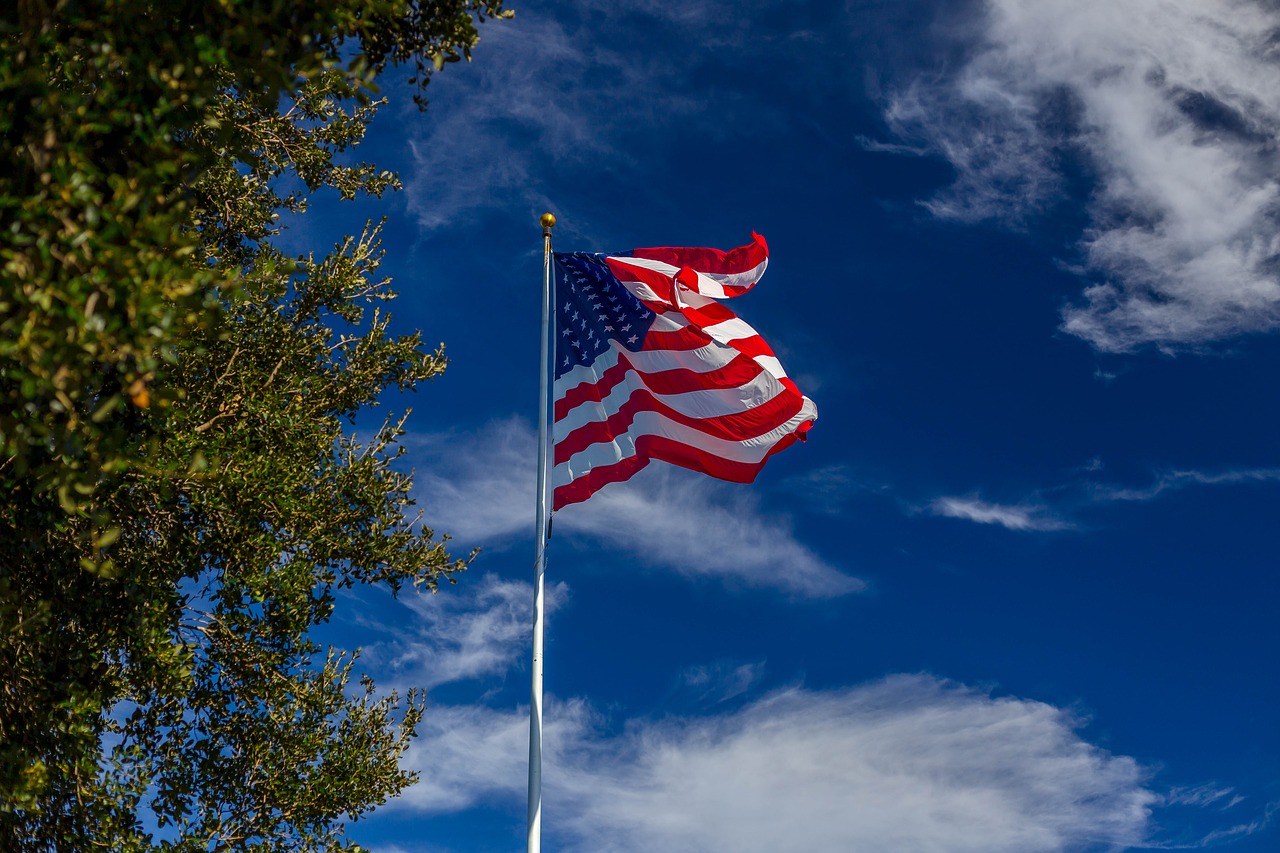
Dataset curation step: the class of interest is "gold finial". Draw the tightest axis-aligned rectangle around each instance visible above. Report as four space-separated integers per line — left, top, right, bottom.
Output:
540 212 556 229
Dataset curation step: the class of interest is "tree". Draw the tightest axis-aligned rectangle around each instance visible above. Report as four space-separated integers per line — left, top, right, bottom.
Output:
0 2 508 849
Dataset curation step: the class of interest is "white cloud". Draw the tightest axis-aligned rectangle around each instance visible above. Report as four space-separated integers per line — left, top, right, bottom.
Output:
1090 466 1280 502
413 418 859 598
921 463 1280 531
363 553 1257 851
393 699 594 814
884 0 1280 352
560 466 861 598
401 1 797 236
366 574 564 691
397 675 1159 852
1162 782 1243 810
780 463 892 513
402 9 602 232
928 495 1071 532
410 420 536 544
673 660 767 706
1191 800 1278 847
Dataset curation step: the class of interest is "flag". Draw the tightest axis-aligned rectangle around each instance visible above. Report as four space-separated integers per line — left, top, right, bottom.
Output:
552 233 817 510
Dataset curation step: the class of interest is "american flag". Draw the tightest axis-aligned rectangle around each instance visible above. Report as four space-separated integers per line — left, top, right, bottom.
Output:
552 233 817 510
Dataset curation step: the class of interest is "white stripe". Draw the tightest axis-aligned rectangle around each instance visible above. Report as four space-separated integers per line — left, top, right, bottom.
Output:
608 257 677 276
754 355 788 379
657 306 790 383
624 281 664 304
554 360 784 438
553 399 817 488
601 279 688 325
638 293 791 380
620 275 702 310
558 318 789 398
556 348 618 395
620 280 764 350
702 258 768 293
606 255 768 299
701 317 757 343
675 289 717 310
649 312 687 333
556 338 752 398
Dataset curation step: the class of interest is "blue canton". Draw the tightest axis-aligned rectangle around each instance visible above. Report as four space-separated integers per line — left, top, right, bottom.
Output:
553 253 655 381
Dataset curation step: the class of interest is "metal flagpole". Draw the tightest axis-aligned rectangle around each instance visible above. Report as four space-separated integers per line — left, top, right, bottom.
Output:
528 212 556 853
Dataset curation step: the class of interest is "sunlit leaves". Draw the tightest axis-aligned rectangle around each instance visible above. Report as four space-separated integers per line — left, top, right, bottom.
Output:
1 0 507 849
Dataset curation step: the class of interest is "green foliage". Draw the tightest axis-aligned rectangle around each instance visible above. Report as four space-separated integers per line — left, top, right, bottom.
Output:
1 4 221 512
1 1 507 849
1 0 510 511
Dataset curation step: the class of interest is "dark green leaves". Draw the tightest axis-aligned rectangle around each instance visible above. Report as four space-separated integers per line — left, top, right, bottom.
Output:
2 0 507 849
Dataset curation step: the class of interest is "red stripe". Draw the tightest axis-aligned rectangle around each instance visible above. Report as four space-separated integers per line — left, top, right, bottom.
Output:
608 259 745 327
715 333 773 361
629 232 769 277
550 233 813 511
553 454 648 510
649 311 776 373
672 265 756 298
606 258 675 302
553 382 805 465
608 255 774 364
664 299 738 327
552 428 800 511
555 350 774 422
641 324 714 352
640 298 777 367
614 278 778 369
644 298 738 327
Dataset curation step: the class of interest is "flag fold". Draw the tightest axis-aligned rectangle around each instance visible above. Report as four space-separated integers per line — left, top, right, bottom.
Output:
552 234 816 510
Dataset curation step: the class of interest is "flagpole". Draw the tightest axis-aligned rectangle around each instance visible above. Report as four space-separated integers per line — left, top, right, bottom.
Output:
528 212 555 853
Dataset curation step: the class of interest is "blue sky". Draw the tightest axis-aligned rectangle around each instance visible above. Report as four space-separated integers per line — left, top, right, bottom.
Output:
305 1 1279 850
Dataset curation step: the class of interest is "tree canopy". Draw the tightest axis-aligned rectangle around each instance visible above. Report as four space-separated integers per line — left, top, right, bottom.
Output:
0 2 509 849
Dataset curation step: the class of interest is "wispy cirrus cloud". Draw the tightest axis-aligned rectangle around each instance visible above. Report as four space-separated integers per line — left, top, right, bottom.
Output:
673 659 767 706
411 417 859 598
780 463 892 514
1090 466 1280 502
361 573 564 692
396 675 1161 852
921 463 1280 532
883 0 1280 352
558 465 861 597
1191 801 1279 847
401 0 802 237
927 495 1072 532
362 555 1262 851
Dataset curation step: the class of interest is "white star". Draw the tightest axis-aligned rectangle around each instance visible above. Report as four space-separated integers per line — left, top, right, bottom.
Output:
627 335 638 344
563 356 570 366
604 325 614 332
561 328 572 337
621 324 632 332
